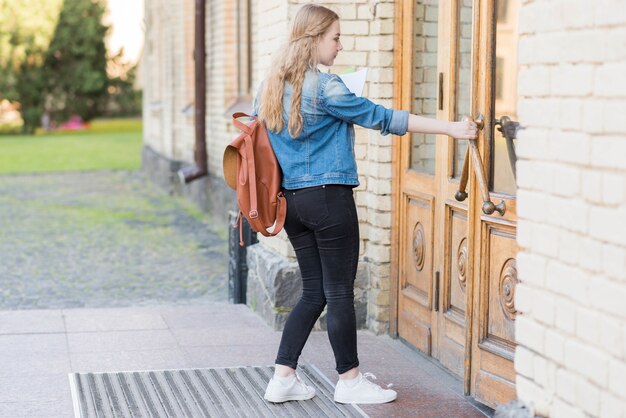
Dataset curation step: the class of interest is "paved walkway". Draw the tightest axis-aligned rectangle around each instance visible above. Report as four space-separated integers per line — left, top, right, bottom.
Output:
0 303 491 417
0 171 228 309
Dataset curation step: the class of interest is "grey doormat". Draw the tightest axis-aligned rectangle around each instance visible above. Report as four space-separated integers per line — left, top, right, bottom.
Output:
68 364 367 417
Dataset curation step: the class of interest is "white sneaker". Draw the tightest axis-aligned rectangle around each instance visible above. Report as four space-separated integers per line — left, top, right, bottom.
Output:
264 373 316 403
334 372 397 404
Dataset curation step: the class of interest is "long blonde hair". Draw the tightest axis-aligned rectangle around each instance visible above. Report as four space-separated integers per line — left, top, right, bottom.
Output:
258 4 338 138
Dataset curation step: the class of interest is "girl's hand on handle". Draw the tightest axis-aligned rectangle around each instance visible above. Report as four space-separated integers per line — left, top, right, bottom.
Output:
447 120 478 139
406 114 478 139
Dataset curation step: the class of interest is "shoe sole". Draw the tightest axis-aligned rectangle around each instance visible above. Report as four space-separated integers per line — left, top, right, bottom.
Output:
264 392 316 403
333 394 397 404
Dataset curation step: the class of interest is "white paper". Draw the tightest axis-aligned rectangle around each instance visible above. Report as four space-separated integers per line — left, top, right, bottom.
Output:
338 68 368 97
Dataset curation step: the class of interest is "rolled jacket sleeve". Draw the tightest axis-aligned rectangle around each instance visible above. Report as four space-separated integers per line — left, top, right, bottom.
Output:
321 75 409 136
389 109 409 136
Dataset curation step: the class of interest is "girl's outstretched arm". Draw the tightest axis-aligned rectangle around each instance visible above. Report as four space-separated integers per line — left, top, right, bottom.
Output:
407 114 478 139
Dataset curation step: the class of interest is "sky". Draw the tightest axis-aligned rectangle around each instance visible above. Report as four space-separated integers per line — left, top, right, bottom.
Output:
102 0 145 65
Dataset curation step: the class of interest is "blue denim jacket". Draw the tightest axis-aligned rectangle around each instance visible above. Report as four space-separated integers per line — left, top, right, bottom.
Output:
253 69 409 190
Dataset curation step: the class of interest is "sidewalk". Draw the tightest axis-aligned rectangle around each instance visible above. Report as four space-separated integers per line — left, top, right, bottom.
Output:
0 302 491 417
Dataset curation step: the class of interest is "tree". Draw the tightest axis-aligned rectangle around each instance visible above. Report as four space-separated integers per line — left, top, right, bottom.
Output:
14 47 47 133
0 0 62 133
104 50 142 117
43 0 109 124
0 0 62 95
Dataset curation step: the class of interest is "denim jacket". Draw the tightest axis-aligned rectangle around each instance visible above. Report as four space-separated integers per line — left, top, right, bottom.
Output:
253 69 409 190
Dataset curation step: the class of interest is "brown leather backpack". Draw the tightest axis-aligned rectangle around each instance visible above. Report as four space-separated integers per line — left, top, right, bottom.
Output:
223 112 286 245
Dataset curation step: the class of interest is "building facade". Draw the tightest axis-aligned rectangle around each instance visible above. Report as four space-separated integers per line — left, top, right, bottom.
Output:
142 0 626 415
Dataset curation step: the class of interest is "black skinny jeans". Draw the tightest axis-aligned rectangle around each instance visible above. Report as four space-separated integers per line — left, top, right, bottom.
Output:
275 184 360 375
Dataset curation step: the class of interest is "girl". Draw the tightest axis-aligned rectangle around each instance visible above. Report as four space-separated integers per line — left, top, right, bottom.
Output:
256 4 477 405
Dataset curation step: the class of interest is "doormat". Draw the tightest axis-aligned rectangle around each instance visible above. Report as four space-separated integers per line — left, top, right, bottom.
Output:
68 364 367 417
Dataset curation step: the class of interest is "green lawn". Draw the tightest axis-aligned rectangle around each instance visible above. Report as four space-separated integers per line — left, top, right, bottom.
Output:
0 118 142 174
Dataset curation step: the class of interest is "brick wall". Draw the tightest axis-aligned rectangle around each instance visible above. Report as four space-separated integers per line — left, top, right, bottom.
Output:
143 0 195 162
206 0 229 177
143 0 167 156
514 1 626 416
343 0 398 334
143 0 402 333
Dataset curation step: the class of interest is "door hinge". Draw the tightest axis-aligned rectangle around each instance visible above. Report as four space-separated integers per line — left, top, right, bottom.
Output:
434 271 440 311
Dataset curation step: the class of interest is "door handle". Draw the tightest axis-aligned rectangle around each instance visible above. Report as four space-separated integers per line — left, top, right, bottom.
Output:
455 114 481 202
455 114 506 216
494 116 521 180
494 116 520 141
455 146 470 202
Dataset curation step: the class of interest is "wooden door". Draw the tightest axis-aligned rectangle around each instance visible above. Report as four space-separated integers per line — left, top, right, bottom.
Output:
392 0 474 379
391 0 521 408
393 0 442 358
468 0 520 407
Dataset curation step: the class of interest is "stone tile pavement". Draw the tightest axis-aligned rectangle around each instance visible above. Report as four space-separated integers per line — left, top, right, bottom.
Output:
0 303 492 417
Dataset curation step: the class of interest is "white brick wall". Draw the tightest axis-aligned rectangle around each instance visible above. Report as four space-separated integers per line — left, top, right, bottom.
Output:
515 0 626 416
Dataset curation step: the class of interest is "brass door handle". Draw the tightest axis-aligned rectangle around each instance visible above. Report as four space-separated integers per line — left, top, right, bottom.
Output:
455 114 506 216
494 116 520 180
455 114 482 202
455 146 470 201
494 116 520 141
473 113 485 130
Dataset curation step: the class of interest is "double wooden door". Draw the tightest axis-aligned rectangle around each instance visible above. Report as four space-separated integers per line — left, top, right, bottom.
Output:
391 0 521 408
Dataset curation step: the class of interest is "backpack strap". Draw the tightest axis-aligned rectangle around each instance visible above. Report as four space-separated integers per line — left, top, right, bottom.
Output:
242 133 262 228
242 132 275 237
232 112 254 134
250 192 286 238
233 211 245 247
272 192 287 236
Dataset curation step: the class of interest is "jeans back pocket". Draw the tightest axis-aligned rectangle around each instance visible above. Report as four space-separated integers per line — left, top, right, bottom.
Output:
292 185 329 227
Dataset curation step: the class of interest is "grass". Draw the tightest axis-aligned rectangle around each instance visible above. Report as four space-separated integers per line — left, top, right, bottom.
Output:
0 118 142 174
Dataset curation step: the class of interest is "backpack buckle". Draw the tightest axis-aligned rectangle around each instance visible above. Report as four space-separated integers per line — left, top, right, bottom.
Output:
249 210 259 219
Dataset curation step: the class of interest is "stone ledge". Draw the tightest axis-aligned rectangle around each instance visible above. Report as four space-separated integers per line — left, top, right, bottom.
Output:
246 244 368 331
246 244 302 330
